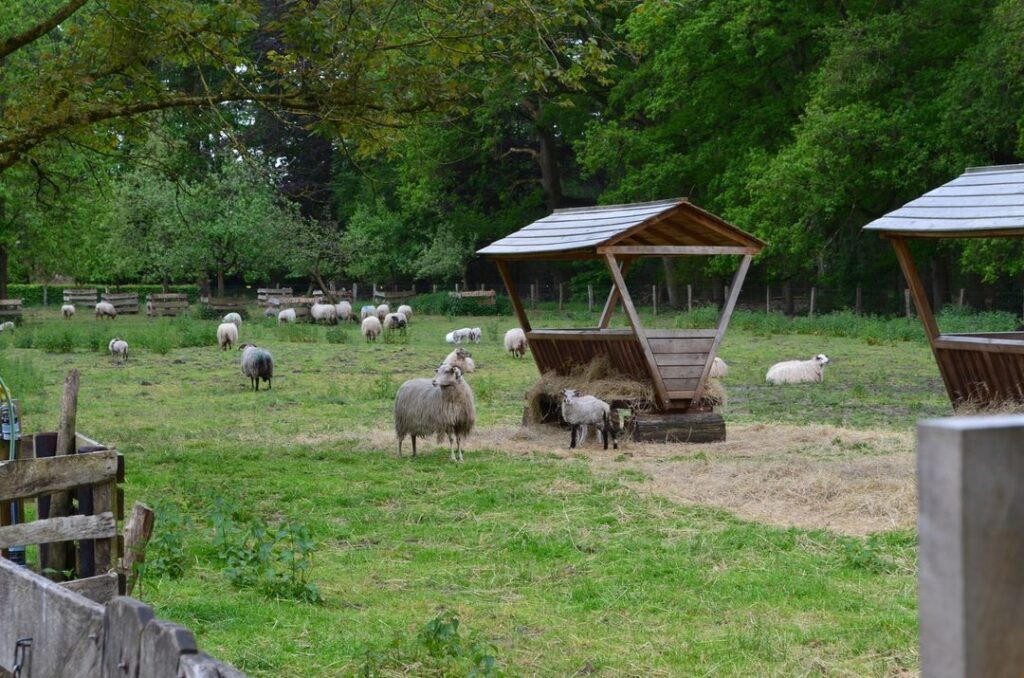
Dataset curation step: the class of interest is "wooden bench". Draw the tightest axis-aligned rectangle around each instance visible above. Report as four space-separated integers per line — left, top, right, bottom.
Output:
0 298 22 322
146 293 189 317
101 292 139 314
63 288 97 306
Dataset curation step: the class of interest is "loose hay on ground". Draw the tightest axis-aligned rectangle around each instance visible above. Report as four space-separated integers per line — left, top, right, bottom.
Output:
524 356 656 423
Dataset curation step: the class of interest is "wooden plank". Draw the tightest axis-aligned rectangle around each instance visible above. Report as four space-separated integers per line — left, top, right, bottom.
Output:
122 502 155 596
93 481 115 573
647 338 715 354
597 245 759 255
60 572 120 604
599 259 631 329
527 330 635 342
645 329 717 338
666 390 697 399
657 365 704 379
662 377 699 391
654 353 711 366
495 259 531 333
604 253 669 408
140 619 198 678
0 450 118 503
0 556 104 677
0 512 116 548
103 596 156 678
628 411 725 443
178 652 248 678
691 254 751 408
935 336 1024 354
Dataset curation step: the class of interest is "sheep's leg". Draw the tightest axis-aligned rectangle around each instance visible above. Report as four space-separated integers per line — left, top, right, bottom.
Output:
456 435 464 462
397 435 403 457
411 435 417 457
570 425 577 449
267 377 272 390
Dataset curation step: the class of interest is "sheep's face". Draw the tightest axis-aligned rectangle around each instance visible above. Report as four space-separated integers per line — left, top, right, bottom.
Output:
560 388 579 405
455 348 471 359
433 364 463 388
815 354 830 365
238 343 256 351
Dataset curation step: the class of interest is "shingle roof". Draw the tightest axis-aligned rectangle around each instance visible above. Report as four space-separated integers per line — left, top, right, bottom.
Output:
476 198 765 258
863 164 1024 237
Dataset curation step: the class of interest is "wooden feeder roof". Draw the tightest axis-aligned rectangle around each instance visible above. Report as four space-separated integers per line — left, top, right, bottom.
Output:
477 198 765 259
863 164 1024 238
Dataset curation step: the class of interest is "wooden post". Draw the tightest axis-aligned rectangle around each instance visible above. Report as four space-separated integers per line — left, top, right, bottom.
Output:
958 288 965 307
480 283 485 291
530 283 536 308
558 283 564 311
766 285 770 313
122 501 155 596
45 369 79 580
855 286 863 315
905 288 912 318
495 259 531 333
598 260 632 329
455 283 459 293
687 284 693 313
43 285 47 307
587 285 594 312
652 285 657 315
809 287 816 317
724 285 730 308
918 415 1024 677
352 283 357 302
432 283 437 294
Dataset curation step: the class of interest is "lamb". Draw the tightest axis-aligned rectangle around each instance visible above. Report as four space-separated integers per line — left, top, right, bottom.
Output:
108 338 129 364
442 347 475 373
362 315 382 342
560 389 617 450
504 328 527 358
239 344 274 391
217 322 239 351
360 305 377 320
709 357 728 378
397 304 413 322
469 327 482 343
95 301 117 319
375 303 390 322
277 308 297 324
0 321 15 332
222 312 242 327
445 327 473 344
383 312 408 332
311 302 339 325
336 301 353 322
394 363 476 462
61 304 75 319
765 354 830 385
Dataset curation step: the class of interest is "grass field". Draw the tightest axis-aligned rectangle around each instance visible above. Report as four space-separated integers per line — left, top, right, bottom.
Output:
0 303 985 675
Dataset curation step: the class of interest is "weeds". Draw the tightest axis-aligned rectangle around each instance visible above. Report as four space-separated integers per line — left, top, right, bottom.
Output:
325 326 350 344
359 610 500 677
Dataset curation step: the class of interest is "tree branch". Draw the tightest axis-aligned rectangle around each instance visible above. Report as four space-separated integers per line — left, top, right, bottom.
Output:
0 0 90 62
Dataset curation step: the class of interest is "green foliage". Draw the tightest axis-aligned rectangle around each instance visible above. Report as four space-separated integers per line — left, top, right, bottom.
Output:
140 500 191 582
324 326 350 344
412 293 512 317
33 326 76 353
359 611 500 677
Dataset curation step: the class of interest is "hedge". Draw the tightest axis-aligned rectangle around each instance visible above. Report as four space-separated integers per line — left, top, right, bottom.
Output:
6 284 202 306
410 292 512 316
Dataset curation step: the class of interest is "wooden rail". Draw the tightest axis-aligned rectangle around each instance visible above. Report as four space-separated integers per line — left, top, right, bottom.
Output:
100 292 140 314
63 288 97 305
257 287 292 303
146 293 189 317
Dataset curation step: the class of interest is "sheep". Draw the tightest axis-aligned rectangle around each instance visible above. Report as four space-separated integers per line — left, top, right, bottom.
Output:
442 347 475 373
375 303 390 322
277 308 297 324
61 304 75 319
469 327 482 343
560 389 617 450
362 315 382 342
383 312 408 333
445 327 473 344
264 307 277 318
765 354 830 385
108 337 129 364
217 322 239 351
239 344 274 391
360 305 377 320
504 328 527 358
311 302 338 325
709 356 728 378
95 301 117 320
146 300 154 316
336 301 353 322
223 312 242 327
394 363 476 462
0 321 15 332
397 304 413 322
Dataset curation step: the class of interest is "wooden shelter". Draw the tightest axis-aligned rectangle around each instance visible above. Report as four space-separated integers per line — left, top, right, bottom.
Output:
478 198 765 413
864 163 1024 406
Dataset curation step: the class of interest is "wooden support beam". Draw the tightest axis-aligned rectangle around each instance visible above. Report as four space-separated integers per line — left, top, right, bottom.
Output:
495 259 531 333
597 245 759 256
603 253 670 408
691 255 751 408
598 259 632 329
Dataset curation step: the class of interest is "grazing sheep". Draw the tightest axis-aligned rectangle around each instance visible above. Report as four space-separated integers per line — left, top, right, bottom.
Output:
397 304 413 321
336 301 353 322
469 327 482 343
442 347 475 373
360 305 377 320
560 389 617 450
217 322 239 351
61 304 75 319
95 301 117 320
311 302 339 325
264 307 277 318
709 357 728 378
375 303 390 322
383 312 408 333
766 354 830 385
277 308 297 324
108 338 129 364
394 363 476 462
362 315 382 342
146 300 154 316
445 327 473 344
239 343 274 391
504 328 527 358
223 312 242 327
0 321 15 332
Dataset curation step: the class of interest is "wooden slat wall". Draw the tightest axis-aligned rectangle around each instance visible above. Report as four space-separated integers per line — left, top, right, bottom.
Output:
936 347 1024 404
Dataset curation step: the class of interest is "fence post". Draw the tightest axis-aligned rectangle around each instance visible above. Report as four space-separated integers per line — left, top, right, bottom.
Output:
765 285 770 314
918 416 1024 677
724 285 729 309
558 283 563 311
958 288 965 307
855 286 862 315
480 283 485 291
352 283 357 302
687 284 693 313
455 283 459 293
587 285 594 312
652 285 657 315
43 285 48 307
530 283 537 309
809 287 816 317
905 288 912 317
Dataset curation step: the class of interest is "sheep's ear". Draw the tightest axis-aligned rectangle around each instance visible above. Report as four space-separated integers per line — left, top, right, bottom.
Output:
454 367 462 380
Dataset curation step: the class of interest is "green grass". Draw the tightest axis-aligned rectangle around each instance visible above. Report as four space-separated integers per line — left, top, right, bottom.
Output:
0 306 954 675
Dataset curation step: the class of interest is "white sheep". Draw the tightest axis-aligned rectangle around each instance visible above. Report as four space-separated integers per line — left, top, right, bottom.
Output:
394 363 476 462
362 315 382 342
375 303 390 322
560 389 617 450
397 304 413 322
765 354 830 385
239 343 274 391
445 327 473 344
442 347 475 373
277 308 297 324
311 302 339 325
504 328 527 358
61 304 75 319
709 357 728 378
222 312 242 327
108 337 129 364
0 321 15 332
217 322 239 351
383 312 408 332
336 301 353 322
95 301 117 319
469 327 482 343
360 305 377 320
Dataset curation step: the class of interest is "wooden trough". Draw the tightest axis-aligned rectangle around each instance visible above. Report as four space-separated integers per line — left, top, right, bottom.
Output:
204 296 248 313
479 199 765 442
101 292 139 314
864 164 1024 407
146 293 189 317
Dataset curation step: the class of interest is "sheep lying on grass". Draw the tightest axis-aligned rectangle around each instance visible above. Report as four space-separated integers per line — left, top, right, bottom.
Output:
561 388 617 450
443 347 475 373
95 301 117 319
362 316 382 342
278 308 297 324
394 363 476 462
383 312 408 332
709 357 728 378
397 304 413 321
223 312 242 327
766 354 830 385
108 338 129 364
239 343 274 391
360 305 377 320
217 322 239 350
504 328 527 358
336 301 353 322
61 304 75 319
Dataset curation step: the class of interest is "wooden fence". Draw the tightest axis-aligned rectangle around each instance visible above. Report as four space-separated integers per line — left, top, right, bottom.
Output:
0 300 22 322
278 296 316 320
450 289 496 306
100 292 139 315
146 293 189 317
256 287 292 304
63 289 97 306
203 297 248 313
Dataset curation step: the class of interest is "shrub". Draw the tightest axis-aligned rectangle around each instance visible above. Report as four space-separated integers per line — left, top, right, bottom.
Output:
34 326 76 353
412 292 512 317
325 326 350 344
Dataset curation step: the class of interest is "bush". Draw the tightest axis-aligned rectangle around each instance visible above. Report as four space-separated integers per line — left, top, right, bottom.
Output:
412 292 512 316
34 326 76 353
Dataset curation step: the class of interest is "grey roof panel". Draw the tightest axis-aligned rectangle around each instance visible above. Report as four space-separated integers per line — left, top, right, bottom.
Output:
863 164 1024 235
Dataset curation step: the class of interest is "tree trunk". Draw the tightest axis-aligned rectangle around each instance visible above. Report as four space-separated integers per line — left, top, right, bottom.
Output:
216 268 225 297
783 281 794 316
661 258 679 307
537 125 563 210
0 244 7 299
